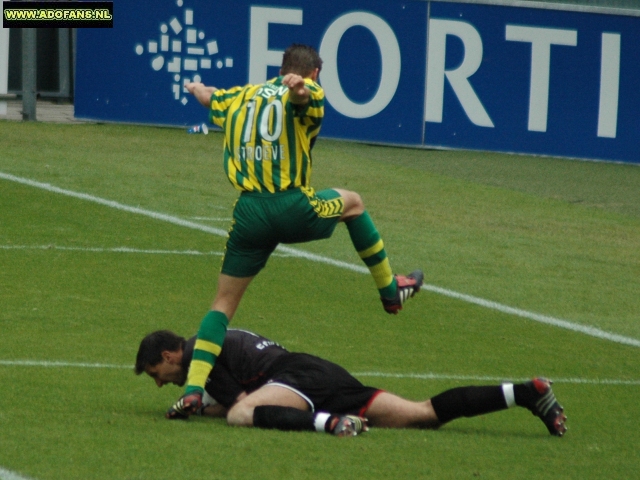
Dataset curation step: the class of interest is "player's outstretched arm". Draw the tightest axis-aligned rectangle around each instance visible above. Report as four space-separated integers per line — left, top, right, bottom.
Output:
186 82 218 107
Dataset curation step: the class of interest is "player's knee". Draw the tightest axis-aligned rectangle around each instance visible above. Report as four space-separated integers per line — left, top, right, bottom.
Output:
339 190 365 221
226 404 254 427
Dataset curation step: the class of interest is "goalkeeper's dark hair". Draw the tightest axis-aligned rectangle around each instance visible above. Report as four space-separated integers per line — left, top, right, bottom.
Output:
134 330 186 375
280 44 322 77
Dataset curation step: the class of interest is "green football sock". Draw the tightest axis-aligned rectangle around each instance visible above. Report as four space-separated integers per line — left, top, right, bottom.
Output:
345 211 397 298
185 310 229 395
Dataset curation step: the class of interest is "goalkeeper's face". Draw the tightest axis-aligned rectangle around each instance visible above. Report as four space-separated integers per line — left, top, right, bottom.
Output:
144 356 187 388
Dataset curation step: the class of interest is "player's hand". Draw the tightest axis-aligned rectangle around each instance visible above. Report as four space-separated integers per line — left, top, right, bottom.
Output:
165 392 203 420
282 74 308 99
185 81 203 95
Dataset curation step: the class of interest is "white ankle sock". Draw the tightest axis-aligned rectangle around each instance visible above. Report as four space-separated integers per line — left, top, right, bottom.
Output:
502 383 516 408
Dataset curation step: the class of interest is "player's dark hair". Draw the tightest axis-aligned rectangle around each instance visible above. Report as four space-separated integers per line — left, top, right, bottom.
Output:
280 44 323 77
134 330 186 375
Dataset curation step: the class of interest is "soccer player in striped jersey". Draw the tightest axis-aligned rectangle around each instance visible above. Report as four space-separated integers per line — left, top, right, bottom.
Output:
170 44 423 419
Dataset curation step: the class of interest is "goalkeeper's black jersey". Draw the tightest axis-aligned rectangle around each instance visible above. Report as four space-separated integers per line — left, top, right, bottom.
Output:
182 329 289 408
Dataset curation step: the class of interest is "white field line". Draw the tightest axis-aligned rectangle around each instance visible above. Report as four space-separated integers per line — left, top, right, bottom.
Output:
0 358 638 385
1 171 639 349
422 285 640 348
352 372 640 386
189 216 232 222
0 467 36 480
0 360 131 368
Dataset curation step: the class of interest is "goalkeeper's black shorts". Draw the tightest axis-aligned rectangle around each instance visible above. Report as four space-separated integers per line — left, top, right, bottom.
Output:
264 353 382 417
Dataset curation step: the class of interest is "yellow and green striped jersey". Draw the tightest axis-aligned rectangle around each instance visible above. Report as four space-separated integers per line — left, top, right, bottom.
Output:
209 76 324 193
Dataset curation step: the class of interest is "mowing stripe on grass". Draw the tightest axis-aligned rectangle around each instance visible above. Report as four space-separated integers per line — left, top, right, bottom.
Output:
2 171 638 349
0 360 132 369
0 172 229 237
1 359 638 385
0 467 36 480
0 245 225 256
0 245 295 257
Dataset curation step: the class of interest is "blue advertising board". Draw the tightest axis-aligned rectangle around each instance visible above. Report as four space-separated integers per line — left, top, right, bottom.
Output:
74 0 640 164
75 0 428 145
425 2 640 163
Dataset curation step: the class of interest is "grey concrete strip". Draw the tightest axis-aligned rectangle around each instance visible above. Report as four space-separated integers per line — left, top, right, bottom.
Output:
0 99 89 124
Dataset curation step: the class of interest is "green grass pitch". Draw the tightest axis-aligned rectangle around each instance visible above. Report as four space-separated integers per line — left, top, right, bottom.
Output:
1 121 639 479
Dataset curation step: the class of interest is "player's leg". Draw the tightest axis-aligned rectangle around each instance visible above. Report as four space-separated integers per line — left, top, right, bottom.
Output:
227 384 310 427
429 384 511 425
364 392 439 428
168 195 275 418
229 385 366 436
367 386 508 429
335 190 395 297
184 274 254 392
429 379 567 436
334 188 423 314
210 273 255 319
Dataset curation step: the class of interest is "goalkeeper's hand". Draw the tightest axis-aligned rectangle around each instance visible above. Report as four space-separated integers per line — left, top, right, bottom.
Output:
166 392 203 420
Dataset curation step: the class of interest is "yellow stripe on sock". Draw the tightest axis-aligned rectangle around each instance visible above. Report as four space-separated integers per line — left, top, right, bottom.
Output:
358 239 384 259
187 360 214 389
369 258 394 290
194 339 222 357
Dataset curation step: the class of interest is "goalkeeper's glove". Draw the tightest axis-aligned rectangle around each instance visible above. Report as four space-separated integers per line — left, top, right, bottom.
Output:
165 391 203 420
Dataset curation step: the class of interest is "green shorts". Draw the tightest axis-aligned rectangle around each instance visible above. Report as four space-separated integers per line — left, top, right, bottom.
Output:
221 187 344 277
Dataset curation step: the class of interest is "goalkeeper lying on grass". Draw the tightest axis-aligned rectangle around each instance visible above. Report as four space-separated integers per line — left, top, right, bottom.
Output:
135 329 567 437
